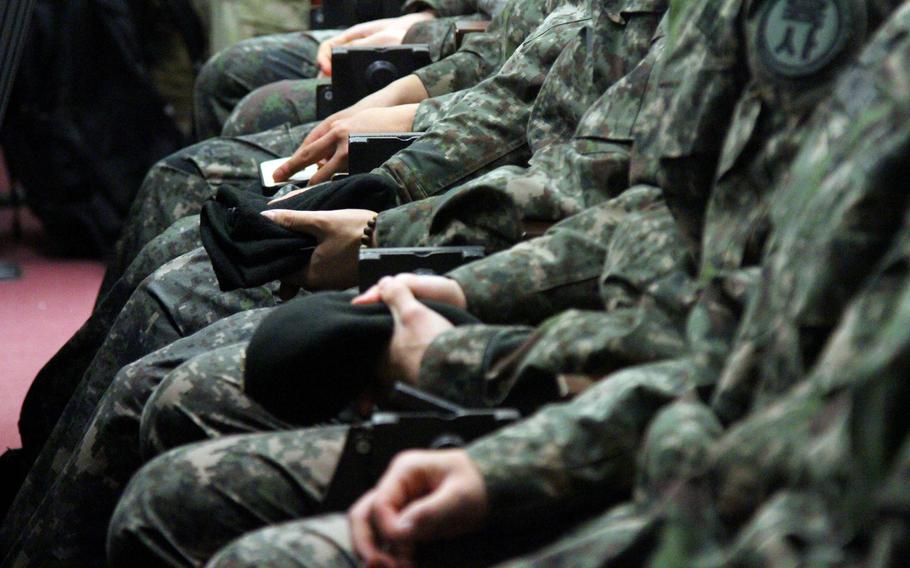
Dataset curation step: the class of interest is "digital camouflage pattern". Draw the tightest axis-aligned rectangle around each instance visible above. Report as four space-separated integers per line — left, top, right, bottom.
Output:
100 121 310 296
456 0 905 540
375 5 668 249
11 1 910 567
30 0 635 442
0 308 275 567
0 1 578 549
416 192 697 405
101 0 544 294
11 0 579 480
219 13 492 138
376 1 593 202
110 427 350 567
3 10 681 562
194 31 322 140
202 7 910 565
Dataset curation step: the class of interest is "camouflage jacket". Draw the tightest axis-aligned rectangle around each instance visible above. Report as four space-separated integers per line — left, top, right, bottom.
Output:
651 209 910 568
377 1 593 202
410 0 552 116
382 17 681 405
379 2 669 253
397 17 693 404
460 0 907 528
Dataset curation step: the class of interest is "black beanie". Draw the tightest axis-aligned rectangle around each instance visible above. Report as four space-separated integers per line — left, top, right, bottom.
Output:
245 291 480 424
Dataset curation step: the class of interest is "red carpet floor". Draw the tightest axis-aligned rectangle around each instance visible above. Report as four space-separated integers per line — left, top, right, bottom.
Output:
0 182 104 451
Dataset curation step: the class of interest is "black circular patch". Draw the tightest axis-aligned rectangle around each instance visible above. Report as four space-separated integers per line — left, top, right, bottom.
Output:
757 0 848 78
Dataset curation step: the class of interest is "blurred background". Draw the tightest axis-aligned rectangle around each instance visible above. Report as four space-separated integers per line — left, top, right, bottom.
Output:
0 0 313 449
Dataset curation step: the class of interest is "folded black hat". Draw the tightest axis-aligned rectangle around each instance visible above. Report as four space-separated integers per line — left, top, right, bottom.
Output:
200 174 400 291
245 291 480 425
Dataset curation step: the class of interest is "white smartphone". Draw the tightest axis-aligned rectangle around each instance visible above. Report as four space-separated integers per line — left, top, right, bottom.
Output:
259 158 319 190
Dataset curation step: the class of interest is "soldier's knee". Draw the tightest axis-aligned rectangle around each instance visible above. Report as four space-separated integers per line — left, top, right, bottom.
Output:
207 516 356 568
140 370 206 459
142 147 200 193
222 80 297 137
638 400 723 494
195 47 240 105
107 450 205 566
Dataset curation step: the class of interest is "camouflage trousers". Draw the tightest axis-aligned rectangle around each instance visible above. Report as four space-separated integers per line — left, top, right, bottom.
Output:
103 121 316 295
194 30 327 140
4 288 689 566
18 210 283 463
105 374 719 568
0 308 275 567
191 380 880 568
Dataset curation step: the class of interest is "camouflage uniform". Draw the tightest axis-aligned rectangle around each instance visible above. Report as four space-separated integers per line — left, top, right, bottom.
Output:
96 0 910 566
195 0 498 140
101 0 540 295
11 0 530 465
125 4 910 566
1 5 673 565
13 0 599 460
0 3 606 565
51 10 686 564
192 30 323 140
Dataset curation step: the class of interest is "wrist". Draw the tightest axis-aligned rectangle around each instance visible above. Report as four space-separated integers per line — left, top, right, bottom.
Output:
385 75 430 107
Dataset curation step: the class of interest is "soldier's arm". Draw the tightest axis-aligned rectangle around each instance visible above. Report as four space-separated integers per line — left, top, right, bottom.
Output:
460 356 698 528
406 0 521 101
375 19 669 251
634 0 745 249
377 3 591 202
444 185 667 324
415 303 689 408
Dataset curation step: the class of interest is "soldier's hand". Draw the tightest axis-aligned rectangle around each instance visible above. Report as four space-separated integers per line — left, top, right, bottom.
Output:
375 276 454 384
353 274 467 310
317 11 436 76
349 449 489 568
260 209 376 294
273 104 418 185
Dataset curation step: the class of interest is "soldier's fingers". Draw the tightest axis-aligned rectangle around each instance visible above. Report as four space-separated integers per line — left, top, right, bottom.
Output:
302 117 334 147
392 479 462 542
350 491 387 564
351 284 383 305
275 134 334 181
373 451 433 509
317 30 363 74
348 31 399 48
374 502 417 564
307 150 347 186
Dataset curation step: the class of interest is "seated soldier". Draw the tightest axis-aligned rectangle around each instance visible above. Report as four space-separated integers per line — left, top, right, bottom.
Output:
8 0 906 564
107 4 910 565
194 2 472 139
13 0 532 467
14 0 642 489
2 1 652 563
